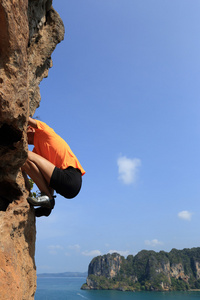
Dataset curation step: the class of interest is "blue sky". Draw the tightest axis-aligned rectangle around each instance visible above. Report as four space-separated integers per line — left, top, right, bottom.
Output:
33 0 200 273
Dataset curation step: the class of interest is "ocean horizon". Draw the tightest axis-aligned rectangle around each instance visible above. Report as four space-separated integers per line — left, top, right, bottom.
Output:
35 277 200 300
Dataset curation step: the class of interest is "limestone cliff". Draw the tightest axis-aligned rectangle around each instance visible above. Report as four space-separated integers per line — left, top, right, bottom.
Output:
88 253 122 279
82 248 200 291
0 0 64 298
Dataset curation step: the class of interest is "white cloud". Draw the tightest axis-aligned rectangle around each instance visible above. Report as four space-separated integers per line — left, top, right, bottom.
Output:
117 155 141 185
178 210 192 221
48 245 64 255
145 239 163 247
68 244 81 252
108 250 129 257
82 250 101 257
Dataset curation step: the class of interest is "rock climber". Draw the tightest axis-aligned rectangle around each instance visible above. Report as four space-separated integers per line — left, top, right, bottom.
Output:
22 117 85 217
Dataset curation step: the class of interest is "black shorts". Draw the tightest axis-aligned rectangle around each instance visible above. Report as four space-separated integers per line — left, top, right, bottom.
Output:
50 166 82 199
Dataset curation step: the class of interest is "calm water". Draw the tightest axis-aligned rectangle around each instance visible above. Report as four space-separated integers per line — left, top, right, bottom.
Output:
35 277 200 300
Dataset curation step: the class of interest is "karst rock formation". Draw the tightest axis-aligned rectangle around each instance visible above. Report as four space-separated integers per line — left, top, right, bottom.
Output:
0 0 64 298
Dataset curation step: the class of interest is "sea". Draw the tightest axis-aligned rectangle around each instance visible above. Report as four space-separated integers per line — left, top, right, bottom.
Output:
35 277 200 300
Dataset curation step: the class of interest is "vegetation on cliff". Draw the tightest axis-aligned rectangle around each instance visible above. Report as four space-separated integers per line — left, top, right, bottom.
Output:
81 248 200 291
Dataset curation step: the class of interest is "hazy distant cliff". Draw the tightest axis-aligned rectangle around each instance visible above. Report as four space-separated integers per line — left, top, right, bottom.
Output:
82 248 200 291
0 0 64 298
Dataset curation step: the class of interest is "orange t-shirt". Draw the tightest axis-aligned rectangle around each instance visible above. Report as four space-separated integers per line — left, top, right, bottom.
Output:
33 120 85 175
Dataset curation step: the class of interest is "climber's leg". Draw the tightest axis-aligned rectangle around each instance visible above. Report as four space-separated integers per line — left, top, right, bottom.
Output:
27 151 55 187
22 153 53 198
22 151 56 209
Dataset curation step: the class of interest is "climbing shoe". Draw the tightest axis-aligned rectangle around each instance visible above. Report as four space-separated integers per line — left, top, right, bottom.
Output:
34 207 52 217
27 194 55 209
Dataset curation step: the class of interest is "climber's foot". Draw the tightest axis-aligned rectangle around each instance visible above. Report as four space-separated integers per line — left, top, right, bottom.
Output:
34 206 52 217
27 194 55 209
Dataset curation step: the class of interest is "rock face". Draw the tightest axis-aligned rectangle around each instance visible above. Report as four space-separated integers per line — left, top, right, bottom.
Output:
88 253 122 279
82 248 200 291
0 0 64 298
28 0 65 114
0 201 36 300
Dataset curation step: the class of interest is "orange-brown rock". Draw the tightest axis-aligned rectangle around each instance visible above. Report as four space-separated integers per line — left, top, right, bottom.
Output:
28 0 65 114
0 200 36 300
0 0 64 298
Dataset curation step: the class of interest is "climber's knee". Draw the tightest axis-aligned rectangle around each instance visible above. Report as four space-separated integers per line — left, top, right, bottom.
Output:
21 158 34 173
21 159 28 171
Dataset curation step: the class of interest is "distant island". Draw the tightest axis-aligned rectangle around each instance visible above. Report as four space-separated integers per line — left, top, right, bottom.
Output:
38 272 87 278
81 247 200 291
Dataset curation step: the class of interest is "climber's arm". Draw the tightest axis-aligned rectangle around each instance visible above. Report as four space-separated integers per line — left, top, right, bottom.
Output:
28 117 38 128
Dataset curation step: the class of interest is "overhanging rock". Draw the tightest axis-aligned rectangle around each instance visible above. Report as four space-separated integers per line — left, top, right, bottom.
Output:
0 0 64 298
